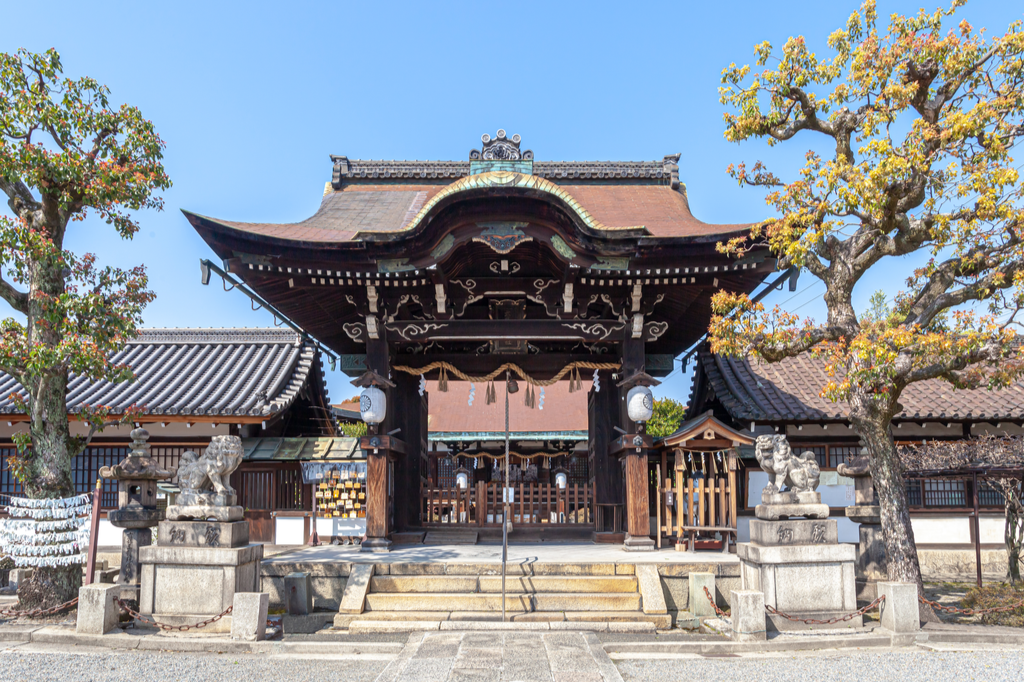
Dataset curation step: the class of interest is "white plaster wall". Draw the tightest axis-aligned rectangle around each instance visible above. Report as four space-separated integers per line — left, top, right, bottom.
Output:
980 514 1006 544
911 516 971 545
274 517 305 545
97 519 124 547
315 517 366 538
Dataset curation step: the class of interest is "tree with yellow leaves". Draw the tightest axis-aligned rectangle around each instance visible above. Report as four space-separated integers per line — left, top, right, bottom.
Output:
711 0 1024 618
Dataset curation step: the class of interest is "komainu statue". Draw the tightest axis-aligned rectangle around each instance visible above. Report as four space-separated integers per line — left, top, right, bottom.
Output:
166 435 244 522
753 434 828 520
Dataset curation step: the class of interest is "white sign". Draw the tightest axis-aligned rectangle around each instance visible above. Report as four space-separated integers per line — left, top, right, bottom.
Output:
503 487 516 504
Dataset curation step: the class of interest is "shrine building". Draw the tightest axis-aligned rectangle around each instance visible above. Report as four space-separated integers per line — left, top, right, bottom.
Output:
184 131 773 551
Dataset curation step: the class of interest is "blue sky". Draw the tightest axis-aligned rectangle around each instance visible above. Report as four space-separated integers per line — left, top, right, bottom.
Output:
1 0 1021 406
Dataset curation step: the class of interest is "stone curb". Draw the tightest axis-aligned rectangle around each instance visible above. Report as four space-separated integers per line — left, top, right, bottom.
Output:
2 624 1022 656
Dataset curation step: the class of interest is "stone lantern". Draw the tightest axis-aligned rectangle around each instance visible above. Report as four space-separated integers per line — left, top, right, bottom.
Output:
99 428 175 586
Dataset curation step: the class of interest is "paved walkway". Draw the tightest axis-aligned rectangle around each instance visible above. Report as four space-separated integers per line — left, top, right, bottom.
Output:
265 542 737 566
376 631 621 682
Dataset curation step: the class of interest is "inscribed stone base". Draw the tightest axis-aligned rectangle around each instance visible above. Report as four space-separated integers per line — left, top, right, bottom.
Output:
854 523 886 601
738 532 859 632
164 505 243 522
138 543 263 618
157 520 249 548
750 519 837 546
754 503 830 521
118 528 151 585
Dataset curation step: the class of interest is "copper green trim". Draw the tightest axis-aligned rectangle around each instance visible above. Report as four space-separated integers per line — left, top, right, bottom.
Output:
550 235 578 260
377 258 415 273
353 172 647 240
430 234 456 261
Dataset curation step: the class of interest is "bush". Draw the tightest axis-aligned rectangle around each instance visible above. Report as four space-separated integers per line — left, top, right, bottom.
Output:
962 583 1024 627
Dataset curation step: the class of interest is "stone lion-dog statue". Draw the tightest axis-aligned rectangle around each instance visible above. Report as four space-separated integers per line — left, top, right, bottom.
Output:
166 435 244 521
754 434 821 502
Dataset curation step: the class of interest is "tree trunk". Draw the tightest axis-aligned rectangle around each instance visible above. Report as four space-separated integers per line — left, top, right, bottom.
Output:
1002 478 1023 586
851 411 937 623
17 248 81 609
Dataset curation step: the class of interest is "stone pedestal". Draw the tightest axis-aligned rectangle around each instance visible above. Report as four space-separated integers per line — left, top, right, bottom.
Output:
138 520 261 633
118 528 151 585
844 504 886 600
738 519 860 631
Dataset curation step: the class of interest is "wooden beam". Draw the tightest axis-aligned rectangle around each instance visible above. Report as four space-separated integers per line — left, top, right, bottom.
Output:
385 319 628 342
392 354 619 379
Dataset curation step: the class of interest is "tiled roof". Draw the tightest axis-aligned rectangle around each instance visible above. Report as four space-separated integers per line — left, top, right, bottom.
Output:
0 329 323 418
695 351 1024 422
186 169 747 244
241 436 360 461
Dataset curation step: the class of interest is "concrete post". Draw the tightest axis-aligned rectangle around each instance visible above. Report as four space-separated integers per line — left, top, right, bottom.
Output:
9 568 32 589
688 571 716 617
231 592 269 641
284 571 312 615
877 581 920 633
76 583 120 635
729 589 767 641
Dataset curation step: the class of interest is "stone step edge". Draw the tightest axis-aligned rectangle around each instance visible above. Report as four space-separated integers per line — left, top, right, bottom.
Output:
347 620 657 633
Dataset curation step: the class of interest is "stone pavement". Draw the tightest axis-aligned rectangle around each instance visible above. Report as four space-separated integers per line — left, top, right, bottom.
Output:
375 631 622 682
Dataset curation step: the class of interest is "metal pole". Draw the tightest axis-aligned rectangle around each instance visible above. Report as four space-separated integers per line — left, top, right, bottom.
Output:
502 370 510 623
85 479 102 585
973 472 983 588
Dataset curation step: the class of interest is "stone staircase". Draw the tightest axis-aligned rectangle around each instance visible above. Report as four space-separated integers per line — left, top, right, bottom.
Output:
422 530 479 545
334 563 676 631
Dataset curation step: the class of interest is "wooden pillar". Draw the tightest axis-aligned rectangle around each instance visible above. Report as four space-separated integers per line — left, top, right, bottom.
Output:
618 332 654 551
360 435 405 552
363 448 391 551
391 372 426 532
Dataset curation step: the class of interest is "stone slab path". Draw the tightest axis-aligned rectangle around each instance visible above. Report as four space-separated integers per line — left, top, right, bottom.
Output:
375 631 623 682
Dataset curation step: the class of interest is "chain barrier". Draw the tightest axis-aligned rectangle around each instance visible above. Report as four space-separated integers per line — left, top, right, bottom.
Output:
0 596 79 618
765 594 885 625
116 598 232 632
703 586 729 619
919 594 1024 616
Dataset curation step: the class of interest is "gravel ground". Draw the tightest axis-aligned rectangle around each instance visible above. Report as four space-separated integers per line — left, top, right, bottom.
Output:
0 649 391 682
616 648 1024 682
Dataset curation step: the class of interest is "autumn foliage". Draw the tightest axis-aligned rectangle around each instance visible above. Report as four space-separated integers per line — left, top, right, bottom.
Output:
709 0 1024 612
0 48 169 606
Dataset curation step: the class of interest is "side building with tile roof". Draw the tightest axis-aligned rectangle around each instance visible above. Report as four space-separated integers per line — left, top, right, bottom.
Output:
685 346 1023 579
0 328 355 547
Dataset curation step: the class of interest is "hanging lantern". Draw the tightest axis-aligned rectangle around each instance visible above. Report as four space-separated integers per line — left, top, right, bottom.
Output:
360 385 387 425
455 467 470 490
553 467 569 490
626 385 654 424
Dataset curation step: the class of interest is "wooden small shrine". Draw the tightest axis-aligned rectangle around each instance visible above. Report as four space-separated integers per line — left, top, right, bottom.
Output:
185 130 772 551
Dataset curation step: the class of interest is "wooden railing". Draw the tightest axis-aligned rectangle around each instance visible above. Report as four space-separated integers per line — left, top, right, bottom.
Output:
655 451 738 552
420 480 593 526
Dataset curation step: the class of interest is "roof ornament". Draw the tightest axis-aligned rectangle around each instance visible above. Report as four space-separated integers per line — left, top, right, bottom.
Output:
470 129 533 161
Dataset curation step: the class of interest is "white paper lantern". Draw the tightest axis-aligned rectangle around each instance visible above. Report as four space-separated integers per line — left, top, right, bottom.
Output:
455 469 470 490
626 385 654 424
360 386 387 425
554 471 568 490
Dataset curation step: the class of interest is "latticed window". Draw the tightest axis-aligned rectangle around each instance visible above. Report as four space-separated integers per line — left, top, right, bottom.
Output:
1 442 201 510
906 478 967 507
978 481 1006 507
799 444 857 469
568 456 589 485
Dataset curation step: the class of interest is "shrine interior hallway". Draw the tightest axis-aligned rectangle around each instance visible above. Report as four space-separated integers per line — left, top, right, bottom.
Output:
262 542 741 566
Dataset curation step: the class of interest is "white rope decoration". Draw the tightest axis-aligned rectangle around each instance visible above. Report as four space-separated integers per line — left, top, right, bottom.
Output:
0 494 92 568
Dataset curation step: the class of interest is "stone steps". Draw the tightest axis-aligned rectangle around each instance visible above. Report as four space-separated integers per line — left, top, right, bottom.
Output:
422 530 478 545
368 574 638 594
364 591 642 613
347 619 659 633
